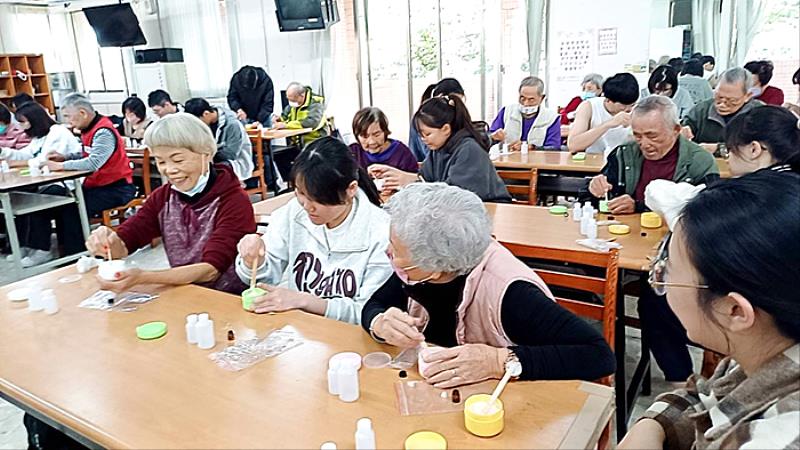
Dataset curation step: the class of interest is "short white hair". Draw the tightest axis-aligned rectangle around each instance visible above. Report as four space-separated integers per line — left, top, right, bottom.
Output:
519 76 545 95
719 67 754 94
144 113 216 158
286 82 306 96
386 183 492 275
582 73 604 89
634 95 679 128
61 93 94 113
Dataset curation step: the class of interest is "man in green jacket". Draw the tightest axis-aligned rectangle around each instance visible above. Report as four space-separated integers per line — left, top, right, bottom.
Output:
273 82 328 147
680 67 762 153
581 95 719 214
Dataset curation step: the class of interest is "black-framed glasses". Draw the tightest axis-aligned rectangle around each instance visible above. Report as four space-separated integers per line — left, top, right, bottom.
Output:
648 232 709 296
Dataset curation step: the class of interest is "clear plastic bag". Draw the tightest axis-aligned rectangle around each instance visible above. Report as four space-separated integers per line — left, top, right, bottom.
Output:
78 290 158 312
390 345 421 369
209 326 303 371
576 238 623 252
394 379 493 416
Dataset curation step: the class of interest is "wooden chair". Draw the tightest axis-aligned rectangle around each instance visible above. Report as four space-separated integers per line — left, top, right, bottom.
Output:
501 243 618 450
93 148 152 231
500 243 619 374
497 168 538 205
245 129 268 200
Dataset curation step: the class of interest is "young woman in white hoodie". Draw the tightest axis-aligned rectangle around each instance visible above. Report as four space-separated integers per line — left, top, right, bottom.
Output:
236 137 392 325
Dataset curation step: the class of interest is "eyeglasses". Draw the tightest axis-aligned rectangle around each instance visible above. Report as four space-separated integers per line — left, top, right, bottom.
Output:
648 233 709 296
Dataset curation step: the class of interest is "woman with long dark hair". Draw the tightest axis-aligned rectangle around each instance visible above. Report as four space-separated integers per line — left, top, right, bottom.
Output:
371 95 510 202
236 137 392 324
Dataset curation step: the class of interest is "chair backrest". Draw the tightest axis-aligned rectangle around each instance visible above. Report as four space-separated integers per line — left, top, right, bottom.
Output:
497 168 538 205
127 147 152 198
499 242 619 351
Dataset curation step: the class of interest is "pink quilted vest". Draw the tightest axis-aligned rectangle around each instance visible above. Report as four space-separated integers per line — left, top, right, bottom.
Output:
407 240 554 347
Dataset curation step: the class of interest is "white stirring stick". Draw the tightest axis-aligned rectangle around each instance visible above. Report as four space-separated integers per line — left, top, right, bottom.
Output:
106 238 112 261
484 369 513 415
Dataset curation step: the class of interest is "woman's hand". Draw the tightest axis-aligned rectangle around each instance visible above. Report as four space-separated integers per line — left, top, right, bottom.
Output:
421 344 506 388
249 283 312 314
46 151 65 162
370 307 425 348
368 164 419 191
237 234 266 268
86 226 127 259
98 268 143 293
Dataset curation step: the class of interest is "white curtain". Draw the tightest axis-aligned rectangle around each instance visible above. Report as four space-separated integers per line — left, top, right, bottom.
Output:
692 0 764 71
157 0 233 97
525 0 546 76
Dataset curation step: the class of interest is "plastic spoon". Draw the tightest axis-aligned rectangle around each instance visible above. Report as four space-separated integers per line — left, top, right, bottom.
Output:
484 369 513 415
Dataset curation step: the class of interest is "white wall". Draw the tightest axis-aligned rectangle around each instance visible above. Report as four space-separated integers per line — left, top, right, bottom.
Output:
547 0 654 109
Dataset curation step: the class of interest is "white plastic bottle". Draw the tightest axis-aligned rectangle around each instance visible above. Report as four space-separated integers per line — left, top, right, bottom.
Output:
327 359 340 395
355 418 376 450
320 443 337 450
582 201 593 219
520 141 529 154
196 313 215 349
572 203 582 222
587 218 598 239
27 287 44 312
42 289 58 315
185 314 198 344
338 363 359 402
580 214 590 236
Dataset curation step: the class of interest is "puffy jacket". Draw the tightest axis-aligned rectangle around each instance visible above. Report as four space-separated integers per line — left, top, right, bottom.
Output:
227 66 274 125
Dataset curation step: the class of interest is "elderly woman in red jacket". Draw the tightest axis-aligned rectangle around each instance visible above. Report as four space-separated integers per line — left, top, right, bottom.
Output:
85 113 256 294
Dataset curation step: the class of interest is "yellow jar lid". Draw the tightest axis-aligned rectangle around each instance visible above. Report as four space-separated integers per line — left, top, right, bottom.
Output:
640 212 663 229
405 431 447 450
608 224 631 235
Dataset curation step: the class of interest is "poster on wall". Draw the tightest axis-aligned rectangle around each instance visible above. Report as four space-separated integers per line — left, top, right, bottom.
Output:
597 27 618 56
555 29 594 82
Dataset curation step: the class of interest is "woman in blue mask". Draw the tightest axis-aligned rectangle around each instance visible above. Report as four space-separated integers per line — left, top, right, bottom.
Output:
560 73 604 125
84 113 256 294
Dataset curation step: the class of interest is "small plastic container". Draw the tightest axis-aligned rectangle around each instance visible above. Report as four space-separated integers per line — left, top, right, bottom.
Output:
520 141 529 154
640 212 663 229
98 260 126 281
571 152 587 161
417 346 446 378
362 352 391 369
599 200 610 213
609 224 631 235
27 287 44 312
548 205 567 215
464 394 504 437
185 314 198 344
241 287 266 311
572 203 582 222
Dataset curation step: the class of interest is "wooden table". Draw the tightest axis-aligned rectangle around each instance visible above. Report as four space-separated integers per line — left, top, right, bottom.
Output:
261 128 313 140
0 267 613 449
488 203 666 271
492 151 605 173
0 169 93 279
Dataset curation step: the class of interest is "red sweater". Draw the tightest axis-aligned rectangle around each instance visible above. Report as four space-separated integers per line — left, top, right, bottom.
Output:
757 86 784 106
560 96 583 124
117 164 256 274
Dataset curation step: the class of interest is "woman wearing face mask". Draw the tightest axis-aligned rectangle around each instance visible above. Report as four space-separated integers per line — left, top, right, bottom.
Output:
641 65 695 119
119 96 153 142
369 95 511 202
743 60 784 106
0 103 31 150
0 102 79 165
349 107 417 172
489 76 561 149
362 183 615 388
560 73 604 125
85 113 256 294
235 137 392 325
619 169 800 450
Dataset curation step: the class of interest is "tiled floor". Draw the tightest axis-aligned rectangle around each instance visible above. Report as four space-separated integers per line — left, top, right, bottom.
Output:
0 244 701 448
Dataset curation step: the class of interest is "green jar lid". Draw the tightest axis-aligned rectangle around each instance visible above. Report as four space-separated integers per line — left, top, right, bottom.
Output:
136 321 168 340
242 287 267 310
549 205 568 215
572 152 587 161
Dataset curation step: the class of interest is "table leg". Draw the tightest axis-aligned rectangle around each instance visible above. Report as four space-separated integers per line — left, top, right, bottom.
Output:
615 270 628 439
72 183 91 240
0 192 22 279
264 137 278 193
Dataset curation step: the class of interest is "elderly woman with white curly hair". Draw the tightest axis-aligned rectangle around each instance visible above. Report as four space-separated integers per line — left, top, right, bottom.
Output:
361 183 615 388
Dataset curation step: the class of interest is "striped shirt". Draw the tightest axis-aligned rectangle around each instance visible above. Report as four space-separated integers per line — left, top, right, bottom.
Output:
63 128 116 172
642 344 800 449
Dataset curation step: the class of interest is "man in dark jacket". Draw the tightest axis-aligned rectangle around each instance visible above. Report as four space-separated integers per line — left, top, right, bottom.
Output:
227 66 274 126
580 95 719 214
